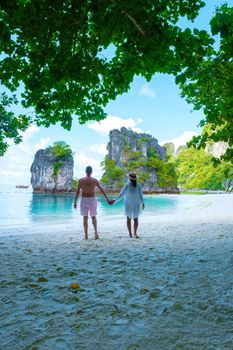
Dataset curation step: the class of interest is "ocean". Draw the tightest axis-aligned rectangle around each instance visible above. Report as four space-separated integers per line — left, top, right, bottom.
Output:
0 189 232 232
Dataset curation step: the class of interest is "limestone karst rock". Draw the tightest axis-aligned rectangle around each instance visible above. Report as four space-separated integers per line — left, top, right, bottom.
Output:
107 127 166 164
30 148 73 192
102 127 179 193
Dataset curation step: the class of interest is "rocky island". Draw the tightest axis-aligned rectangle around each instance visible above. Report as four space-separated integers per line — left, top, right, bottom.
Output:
30 142 74 193
101 127 179 193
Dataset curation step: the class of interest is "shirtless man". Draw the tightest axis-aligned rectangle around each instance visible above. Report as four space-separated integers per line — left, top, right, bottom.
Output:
73 166 111 240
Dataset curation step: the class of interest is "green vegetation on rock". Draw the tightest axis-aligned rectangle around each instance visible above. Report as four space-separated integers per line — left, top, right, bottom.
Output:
73 178 79 189
52 161 63 180
46 141 72 186
47 141 73 160
101 146 177 190
146 149 178 188
101 157 124 186
174 147 232 190
101 133 232 191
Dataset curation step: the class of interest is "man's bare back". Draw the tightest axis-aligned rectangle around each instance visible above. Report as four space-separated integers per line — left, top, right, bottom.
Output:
78 176 99 197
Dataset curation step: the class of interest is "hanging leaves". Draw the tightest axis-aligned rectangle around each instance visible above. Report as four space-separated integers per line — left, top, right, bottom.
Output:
1 1 231 160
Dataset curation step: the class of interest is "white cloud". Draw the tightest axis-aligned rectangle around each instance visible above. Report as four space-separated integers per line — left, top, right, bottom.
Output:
0 125 42 186
18 143 33 156
34 137 51 151
0 146 33 185
139 84 156 98
90 144 107 155
11 155 24 162
0 170 25 177
19 125 40 140
17 125 41 156
87 115 143 135
161 131 198 151
74 152 103 179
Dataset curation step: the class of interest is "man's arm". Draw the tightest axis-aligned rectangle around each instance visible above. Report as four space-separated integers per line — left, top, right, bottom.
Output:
73 181 81 209
96 181 110 204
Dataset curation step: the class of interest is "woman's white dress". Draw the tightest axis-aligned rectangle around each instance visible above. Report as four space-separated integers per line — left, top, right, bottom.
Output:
114 182 144 219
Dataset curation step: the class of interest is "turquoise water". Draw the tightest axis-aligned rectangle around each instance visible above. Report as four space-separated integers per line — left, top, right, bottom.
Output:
0 190 178 227
0 189 232 229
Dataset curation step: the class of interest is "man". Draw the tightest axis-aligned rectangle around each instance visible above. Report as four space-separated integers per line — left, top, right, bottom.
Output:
73 166 112 240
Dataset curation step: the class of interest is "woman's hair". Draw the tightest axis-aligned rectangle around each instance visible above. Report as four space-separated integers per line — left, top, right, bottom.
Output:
128 173 137 187
130 179 137 187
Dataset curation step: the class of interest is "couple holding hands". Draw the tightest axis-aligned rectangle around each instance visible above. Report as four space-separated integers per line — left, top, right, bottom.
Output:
73 166 145 240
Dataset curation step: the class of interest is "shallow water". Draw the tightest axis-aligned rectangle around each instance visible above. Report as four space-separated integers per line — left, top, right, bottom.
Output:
0 190 177 227
0 190 232 231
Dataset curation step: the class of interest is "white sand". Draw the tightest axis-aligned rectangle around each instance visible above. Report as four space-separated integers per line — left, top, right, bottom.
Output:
0 215 233 349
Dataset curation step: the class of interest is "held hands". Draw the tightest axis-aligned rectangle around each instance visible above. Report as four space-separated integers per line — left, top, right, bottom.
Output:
142 203 145 210
108 199 115 205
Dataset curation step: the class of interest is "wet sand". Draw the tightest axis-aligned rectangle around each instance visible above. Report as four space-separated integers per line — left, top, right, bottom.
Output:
0 218 233 350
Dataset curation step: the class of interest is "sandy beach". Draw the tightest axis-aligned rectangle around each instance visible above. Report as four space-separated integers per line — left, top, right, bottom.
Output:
0 212 233 350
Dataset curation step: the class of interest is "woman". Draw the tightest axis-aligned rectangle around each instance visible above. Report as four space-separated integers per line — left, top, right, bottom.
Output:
112 172 145 238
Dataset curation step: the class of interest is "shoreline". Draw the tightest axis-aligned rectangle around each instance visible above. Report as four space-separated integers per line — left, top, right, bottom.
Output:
6 189 232 195
1 207 232 238
1 193 233 236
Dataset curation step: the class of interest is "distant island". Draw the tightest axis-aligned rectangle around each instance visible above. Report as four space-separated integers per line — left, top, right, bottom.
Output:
30 141 74 193
101 127 179 193
16 185 29 189
30 128 232 194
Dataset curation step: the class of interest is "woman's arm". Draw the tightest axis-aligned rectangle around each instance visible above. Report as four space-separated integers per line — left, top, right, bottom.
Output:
114 183 128 203
138 184 145 209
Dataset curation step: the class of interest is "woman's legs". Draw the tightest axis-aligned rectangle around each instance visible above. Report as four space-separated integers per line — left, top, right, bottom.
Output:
127 217 133 238
133 218 139 238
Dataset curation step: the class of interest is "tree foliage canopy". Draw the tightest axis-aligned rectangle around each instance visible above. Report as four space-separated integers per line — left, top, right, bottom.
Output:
0 92 30 156
176 4 233 162
1 0 216 155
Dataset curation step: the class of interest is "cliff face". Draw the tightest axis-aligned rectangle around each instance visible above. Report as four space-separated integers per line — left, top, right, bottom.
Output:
107 127 166 164
167 140 228 158
30 149 74 192
102 127 178 193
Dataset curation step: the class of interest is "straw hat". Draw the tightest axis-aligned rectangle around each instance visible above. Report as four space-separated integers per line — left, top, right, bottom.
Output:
128 172 137 180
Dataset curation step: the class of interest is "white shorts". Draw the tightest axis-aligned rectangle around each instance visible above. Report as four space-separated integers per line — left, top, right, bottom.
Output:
80 197 97 217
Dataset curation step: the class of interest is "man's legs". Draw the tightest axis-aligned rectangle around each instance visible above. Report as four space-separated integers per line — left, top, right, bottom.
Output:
127 217 132 238
133 218 139 238
91 216 99 239
83 216 88 240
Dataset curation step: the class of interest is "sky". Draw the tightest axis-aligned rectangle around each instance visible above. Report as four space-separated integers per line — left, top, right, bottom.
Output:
0 0 232 187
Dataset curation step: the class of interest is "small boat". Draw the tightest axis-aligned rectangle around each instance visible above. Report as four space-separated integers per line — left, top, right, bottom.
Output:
16 185 29 189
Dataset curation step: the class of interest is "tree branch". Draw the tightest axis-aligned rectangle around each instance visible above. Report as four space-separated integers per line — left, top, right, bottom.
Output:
123 10 145 36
